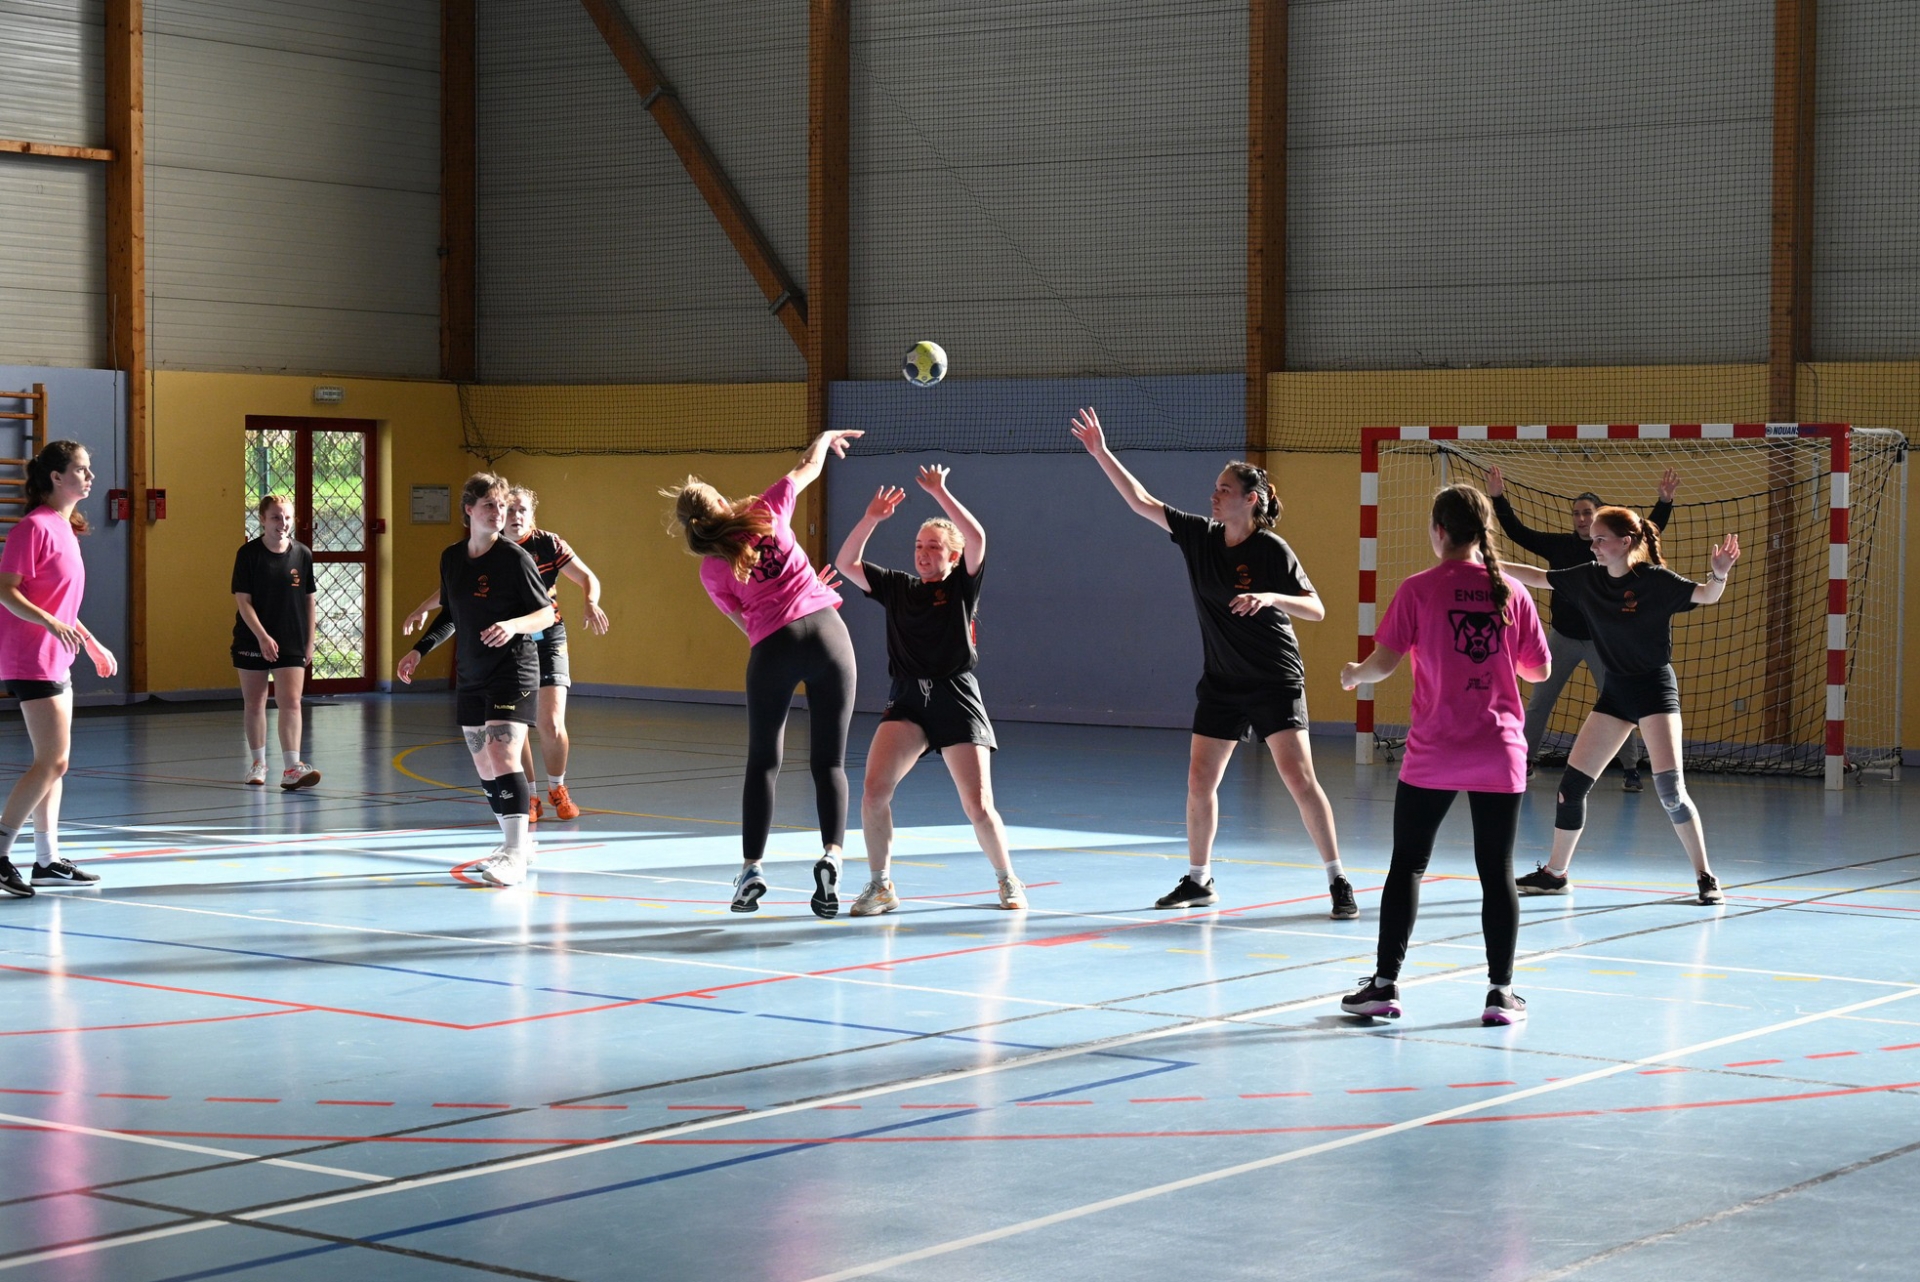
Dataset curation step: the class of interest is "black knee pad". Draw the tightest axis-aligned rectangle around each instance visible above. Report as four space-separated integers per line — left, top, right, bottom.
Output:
1554 767 1597 831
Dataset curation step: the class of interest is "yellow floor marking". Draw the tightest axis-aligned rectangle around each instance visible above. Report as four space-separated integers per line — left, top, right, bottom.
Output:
1590 969 1637 976
693 909 727 916
1681 972 1727 979
1088 943 1129 950
1412 961 1455 968
1167 948 1205 955
1514 966 1547 972
946 932 985 939
1247 953 1289 960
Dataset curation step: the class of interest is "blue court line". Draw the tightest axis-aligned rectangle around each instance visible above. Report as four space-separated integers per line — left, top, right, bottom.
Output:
142 1061 1191 1282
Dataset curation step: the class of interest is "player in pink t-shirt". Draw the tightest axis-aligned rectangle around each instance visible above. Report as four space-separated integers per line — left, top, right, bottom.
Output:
0 441 118 899
1338 485 1552 1026
664 429 860 919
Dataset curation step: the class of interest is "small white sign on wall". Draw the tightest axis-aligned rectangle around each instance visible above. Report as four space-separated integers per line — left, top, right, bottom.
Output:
410 485 451 524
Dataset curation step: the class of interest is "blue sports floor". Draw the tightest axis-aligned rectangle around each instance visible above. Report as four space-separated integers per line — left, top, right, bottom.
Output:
2 694 1917 1280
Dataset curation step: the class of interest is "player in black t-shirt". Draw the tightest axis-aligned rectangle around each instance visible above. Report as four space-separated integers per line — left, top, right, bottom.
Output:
1503 506 1741 905
1072 407 1354 920
231 495 320 790
1488 466 1678 790
833 465 1026 915
397 473 555 887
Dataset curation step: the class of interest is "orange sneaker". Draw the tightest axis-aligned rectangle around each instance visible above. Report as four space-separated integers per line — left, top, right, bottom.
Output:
548 783 580 821
529 794 543 823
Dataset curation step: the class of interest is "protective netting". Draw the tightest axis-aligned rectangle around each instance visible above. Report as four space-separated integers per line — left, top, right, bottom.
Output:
1368 430 1907 776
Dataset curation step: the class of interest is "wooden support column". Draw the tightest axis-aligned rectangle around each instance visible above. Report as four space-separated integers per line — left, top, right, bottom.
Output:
1764 0 1817 748
441 0 477 381
804 0 850 564
106 0 147 693
579 0 808 354
1247 0 1287 465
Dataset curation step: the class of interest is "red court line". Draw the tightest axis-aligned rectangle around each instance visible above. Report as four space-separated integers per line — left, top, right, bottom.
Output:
1807 1051 1860 1060
433 1103 511 1110
317 1100 394 1107
1016 1100 1091 1107
1883 1043 1920 1052
98 1093 170 1101
1131 1096 1204 1103
1349 1087 1419 1095
206 1097 280 1104
1449 1081 1516 1089
1240 1092 1310 1099
0 1009 303 1038
1638 1068 1689 1076
0 1088 61 1096
1726 1059 1783 1067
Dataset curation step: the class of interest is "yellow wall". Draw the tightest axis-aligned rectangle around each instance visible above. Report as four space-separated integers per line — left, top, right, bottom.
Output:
147 372 469 693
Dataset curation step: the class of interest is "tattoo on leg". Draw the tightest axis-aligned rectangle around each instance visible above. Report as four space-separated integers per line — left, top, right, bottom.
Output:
485 723 518 744
462 726 489 754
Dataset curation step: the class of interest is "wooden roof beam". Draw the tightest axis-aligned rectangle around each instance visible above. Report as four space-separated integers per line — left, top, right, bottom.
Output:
0 138 114 161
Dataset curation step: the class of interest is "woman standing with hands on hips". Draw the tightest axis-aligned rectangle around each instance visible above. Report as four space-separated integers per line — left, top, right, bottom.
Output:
1071 407 1353 918
664 429 861 919
0 441 116 898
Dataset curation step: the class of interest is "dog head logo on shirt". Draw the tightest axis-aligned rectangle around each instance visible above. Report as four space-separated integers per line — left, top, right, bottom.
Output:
1620 590 1638 615
288 569 301 588
1448 610 1502 663
748 536 786 583
474 574 490 599
932 587 949 608
1235 564 1253 590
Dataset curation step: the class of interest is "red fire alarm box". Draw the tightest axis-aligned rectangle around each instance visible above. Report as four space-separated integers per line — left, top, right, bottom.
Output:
147 488 167 521
107 489 130 521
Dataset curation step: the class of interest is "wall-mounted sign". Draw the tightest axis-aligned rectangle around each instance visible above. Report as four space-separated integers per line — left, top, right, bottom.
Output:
410 485 451 524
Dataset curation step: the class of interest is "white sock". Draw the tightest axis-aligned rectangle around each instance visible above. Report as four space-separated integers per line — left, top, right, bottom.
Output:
33 830 57 867
548 773 565 790
1493 983 1514 996
249 744 267 765
498 814 530 853
1189 862 1210 883
282 750 300 769
1324 858 1345 884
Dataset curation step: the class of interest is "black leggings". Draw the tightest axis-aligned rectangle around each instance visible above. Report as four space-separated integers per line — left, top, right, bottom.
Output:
742 607 856 862
1374 781 1523 987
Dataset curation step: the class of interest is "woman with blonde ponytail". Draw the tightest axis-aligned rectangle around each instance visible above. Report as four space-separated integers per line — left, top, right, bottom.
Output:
1340 484 1552 1025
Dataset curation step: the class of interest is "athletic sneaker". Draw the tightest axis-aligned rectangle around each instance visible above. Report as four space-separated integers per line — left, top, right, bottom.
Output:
548 783 580 821
280 763 320 791
1697 872 1725 905
1623 768 1644 793
850 878 899 917
997 872 1028 911
1329 875 1359 920
1341 976 1402 1019
1155 873 1218 909
731 862 768 913
468 849 522 887
528 795 543 824
810 853 842 919
31 859 100 887
0 858 33 899
1525 761 1536 780
1516 864 1570 895
1482 989 1528 1026
245 760 268 786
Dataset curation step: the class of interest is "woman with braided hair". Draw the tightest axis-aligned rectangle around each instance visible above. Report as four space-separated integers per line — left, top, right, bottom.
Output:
1501 506 1741 905
1072 407 1352 918
1338 485 1551 1024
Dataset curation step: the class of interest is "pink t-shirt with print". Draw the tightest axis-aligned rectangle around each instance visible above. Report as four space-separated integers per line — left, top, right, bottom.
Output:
0 505 87 682
1375 559 1550 794
699 476 841 647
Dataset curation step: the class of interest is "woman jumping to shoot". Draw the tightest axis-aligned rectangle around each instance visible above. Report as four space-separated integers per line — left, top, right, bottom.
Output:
834 465 1025 915
1503 508 1740 905
1071 407 1353 918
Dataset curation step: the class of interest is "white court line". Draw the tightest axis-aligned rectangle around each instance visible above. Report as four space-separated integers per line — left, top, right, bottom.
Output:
0 960 1555 1271
796 983 1920 1282
0 1111 378 1182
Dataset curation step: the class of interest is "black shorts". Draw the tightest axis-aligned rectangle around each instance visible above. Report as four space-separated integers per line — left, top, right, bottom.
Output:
1192 674 1309 742
1593 665 1682 722
534 622 571 689
456 682 537 728
4 678 71 702
881 672 996 753
231 639 309 672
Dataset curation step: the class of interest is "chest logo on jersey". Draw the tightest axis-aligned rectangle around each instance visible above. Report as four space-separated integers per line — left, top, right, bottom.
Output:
288 569 301 588
931 587 948 608
1619 590 1638 615
474 574 490 599
1449 610 1503 663
1234 564 1253 590
749 536 786 583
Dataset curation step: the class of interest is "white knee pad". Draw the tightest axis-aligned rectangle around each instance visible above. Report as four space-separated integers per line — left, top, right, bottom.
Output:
1653 769 1694 825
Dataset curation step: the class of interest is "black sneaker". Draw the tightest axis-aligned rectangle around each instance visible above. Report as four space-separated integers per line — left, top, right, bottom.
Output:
1622 768 1644 793
810 853 841 919
0 858 32 899
1482 989 1528 1026
1516 864 1569 895
1341 976 1401 1019
1154 873 1217 909
1697 872 1725 905
31 859 100 887
1329 875 1359 920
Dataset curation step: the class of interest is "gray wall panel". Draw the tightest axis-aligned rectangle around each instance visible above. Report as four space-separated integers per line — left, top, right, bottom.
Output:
476 0 807 383
1287 0 1772 370
148 0 437 70
849 0 1246 380
0 0 104 142
1814 0 1920 361
0 156 106 366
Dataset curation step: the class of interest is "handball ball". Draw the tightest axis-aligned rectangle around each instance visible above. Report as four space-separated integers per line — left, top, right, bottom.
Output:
902 340 948 388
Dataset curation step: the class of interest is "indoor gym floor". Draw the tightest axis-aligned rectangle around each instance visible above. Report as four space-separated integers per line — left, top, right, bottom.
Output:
1 693 1917 1281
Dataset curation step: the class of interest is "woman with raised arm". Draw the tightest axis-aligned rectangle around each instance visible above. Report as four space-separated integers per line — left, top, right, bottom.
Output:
397 472 555 887
664 429 861 919
1501 507 1741 905
0 441 117 898
1070 407 1353 919
231 494 320 789
1338 486 1552 1026
834 465 1025 915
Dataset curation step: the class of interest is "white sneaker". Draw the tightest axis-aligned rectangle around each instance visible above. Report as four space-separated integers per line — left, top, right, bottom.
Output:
731 862 768 913
850 879 899 917
245 760 268 786
469 848 524 887
997 872 1028 910
280 763 321 791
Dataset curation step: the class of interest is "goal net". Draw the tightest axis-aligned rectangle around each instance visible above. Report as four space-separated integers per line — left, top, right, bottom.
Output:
1357 425 1907 789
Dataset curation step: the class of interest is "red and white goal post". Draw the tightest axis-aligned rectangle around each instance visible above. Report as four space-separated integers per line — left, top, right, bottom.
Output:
1356 424 1907 792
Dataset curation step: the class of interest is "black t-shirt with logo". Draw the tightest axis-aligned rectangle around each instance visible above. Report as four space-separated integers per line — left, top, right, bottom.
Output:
1492 495 1673 640
1165 506 1314 688
230 538 316 656
861 560 983 681
1544 561 1697 675
413 538 548 691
